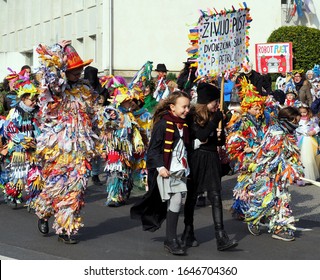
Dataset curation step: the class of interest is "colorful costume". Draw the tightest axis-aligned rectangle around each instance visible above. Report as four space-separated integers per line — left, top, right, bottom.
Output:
226 78 267 218
1 74 42 209
98 77 145 206
131 103 152 191
33 43 97 236
244 120 304 237
129 62 154 191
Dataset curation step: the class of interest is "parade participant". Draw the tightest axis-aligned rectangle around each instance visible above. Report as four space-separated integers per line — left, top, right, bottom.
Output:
100 76 145 207
0 125 8 191
292 70 312 106
33 40 98 244
244 106 303 241
20 65 32 76
129 61 156 115
1 76 42 209
142 80 157 114
127 62 154 191
305 69 318 101
176 58 197 95
284 79 300 107
130 88 152 191
153 63 170 102
182 82 238 251
4 69 31 113
84 66 108 185
238 61 265 95
293 70 305 92
0 78 10 115
226 78 267 220
275 72 287 92
295 104 320 184
131 91 191 255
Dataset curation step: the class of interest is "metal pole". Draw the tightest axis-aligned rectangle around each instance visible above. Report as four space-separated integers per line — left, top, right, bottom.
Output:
109 0 113 75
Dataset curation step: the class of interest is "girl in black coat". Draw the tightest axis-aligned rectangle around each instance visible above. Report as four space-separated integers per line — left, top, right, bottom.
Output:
131 91 191 255
182 82 238 251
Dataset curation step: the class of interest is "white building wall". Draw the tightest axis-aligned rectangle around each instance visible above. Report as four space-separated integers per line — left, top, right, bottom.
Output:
0 0 320 79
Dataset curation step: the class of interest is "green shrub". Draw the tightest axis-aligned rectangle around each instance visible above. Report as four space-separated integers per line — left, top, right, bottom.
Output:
267 26 320 72
166 72 177 82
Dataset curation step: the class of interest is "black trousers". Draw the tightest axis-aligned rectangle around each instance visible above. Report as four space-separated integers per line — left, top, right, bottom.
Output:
184 177 224 231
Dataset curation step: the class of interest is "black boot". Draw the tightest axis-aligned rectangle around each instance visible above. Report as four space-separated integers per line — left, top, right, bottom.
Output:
215 230 238 251
181 225 199 247
164 239 185 255
208 191 238 251
58 234 78 244
38 219 49 235
92 175 103 185
164 211 185 255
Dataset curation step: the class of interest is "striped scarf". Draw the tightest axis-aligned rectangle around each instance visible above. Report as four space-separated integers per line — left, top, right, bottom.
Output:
162 113 189 169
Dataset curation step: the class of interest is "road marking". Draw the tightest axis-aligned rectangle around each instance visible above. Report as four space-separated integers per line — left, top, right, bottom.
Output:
0 255 15 260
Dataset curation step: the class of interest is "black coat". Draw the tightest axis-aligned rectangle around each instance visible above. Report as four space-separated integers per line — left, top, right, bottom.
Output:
130 118 185 232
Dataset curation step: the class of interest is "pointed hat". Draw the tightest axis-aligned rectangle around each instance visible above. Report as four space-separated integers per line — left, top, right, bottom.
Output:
64 45 93 71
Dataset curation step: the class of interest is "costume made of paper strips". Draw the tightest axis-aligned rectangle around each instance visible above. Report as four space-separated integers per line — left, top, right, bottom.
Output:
1 74 42 209
97 76 145 206
244 121 304 235
33 43 98 236
226 78 267 219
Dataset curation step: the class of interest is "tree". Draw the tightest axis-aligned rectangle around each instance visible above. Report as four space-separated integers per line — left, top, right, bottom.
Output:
267 26 320 72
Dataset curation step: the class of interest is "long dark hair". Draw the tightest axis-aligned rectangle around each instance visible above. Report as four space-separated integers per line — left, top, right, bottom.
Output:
193 103 213 127
152 91 191 124
278 106 300 122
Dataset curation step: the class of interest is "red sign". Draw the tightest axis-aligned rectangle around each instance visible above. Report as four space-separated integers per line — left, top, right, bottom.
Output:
255 42 293 74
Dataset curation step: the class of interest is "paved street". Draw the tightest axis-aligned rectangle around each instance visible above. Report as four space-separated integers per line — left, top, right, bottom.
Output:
0 174 319 260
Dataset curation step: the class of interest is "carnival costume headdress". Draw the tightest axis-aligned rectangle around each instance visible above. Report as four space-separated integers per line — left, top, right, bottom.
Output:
6 68 36 95
5 68 39 108
238 77 266 115
129 61 153 91
64 44 93 71
284 78 297 96
16 81 38 99
103 75 133 107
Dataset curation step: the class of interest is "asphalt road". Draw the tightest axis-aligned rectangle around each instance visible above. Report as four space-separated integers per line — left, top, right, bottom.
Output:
0 174 319 260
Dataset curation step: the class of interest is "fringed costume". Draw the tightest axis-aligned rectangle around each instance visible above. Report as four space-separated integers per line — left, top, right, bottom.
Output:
98 76 145 206
129 62 154 191
1 73 42 209
244 120 304 238
33 43 98 237
226 78 267 219
132 107 152 191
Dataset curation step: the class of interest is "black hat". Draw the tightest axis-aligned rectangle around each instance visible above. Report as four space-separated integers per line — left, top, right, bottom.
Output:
155 63 168 72
272 89 285 105
197 83 220 104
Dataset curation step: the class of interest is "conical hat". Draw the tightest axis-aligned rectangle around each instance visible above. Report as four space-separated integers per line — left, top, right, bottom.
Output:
64 45 93 71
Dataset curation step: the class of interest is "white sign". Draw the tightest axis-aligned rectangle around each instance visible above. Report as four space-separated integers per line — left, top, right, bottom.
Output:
197 9 249 76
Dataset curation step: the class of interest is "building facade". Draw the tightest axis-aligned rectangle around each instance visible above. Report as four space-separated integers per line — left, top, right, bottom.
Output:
0 0 319 78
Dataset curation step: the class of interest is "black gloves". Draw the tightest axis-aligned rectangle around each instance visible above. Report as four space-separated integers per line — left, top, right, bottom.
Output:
212 110 223 126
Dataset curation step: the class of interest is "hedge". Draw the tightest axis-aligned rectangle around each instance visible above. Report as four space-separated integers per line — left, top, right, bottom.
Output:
267 26 320 73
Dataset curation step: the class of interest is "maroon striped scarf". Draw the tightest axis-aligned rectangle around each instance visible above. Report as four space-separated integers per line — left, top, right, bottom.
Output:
162 113 189 169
